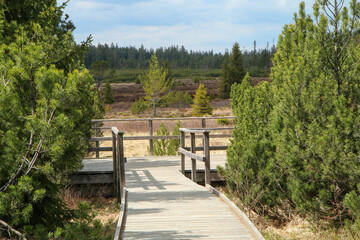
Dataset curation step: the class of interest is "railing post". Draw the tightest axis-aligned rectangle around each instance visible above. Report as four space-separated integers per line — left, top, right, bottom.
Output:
95 122 99 158
180 130 185 174
201 118 206 128
149 120 153 156
201 118 206 147
119 132 125 201
190 132 196 182
116 133 121 203
203 132 211 186
112 131 117 197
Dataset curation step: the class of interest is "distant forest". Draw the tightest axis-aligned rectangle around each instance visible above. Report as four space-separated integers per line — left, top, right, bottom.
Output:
84 42 276 77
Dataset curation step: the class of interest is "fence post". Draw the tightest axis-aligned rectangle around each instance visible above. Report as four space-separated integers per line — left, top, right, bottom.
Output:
180 130 185 174
149 120 153 156
202 118 206 128
203 132 211 186
201 118 206 147
190 132 196 182
116 133 121 203
119 132 125 201
112 131 117 197
95 122 99 158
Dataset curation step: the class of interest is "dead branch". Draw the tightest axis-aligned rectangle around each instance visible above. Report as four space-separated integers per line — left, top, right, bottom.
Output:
0 219 26 240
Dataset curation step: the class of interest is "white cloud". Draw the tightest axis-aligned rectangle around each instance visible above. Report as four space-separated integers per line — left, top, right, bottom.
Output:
66 0 318 52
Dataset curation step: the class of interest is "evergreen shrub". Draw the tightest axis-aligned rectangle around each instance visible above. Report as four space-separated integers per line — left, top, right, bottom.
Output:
131 97 148 115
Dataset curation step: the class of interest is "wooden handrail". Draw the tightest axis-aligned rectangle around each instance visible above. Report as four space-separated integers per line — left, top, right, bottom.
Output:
178 127 232 185
92 116 235 122
92 117 234 156
91 134 232 142
179 128 211 185
111 127 126 203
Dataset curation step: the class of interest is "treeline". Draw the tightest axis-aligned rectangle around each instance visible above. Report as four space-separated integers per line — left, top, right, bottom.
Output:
84 43 276 77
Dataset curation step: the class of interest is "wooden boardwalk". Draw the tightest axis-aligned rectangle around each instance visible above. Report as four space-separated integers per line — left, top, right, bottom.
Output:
81 155 258 239
124 155 255 239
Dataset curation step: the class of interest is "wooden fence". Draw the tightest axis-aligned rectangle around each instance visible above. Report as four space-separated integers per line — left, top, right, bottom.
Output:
178 127 233 185
91 116 235 157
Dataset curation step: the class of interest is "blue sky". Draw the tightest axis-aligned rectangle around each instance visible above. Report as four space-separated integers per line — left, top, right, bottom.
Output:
63 0 315 53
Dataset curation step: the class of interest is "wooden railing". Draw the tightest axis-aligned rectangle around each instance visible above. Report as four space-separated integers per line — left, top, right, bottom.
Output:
111 127 126 203
91 116 235 157
178 127 233 185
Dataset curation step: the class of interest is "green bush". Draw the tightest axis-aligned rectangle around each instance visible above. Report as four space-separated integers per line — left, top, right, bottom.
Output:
43 202 114 240
191 84 213 116
216 118 229 125
103 80 114 104
131 97 148 115
153 122 181 156
344 184 360 236
164 91 193 108
218 74 280 214
221 1 360 224
192 76 200 83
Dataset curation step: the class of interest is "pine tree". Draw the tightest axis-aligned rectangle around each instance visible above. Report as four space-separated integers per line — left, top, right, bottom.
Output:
140 53 173 116
219 42 246 98
224 0 360 224
270 1 360 219
0 1 102 237
191 84 213 116
91 60 110 89
103 80 114 104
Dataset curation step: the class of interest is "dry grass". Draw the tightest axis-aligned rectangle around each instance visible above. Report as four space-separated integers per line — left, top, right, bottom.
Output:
216 187 356 240
61 186 119 225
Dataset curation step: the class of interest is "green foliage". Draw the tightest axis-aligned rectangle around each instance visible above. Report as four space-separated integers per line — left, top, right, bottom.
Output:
219 42 246 99
191 84 213 116
192 76 200 83
0 0 102 238
91 61 110 88
140 53 174 116
58 202 113 240
219 73 281 214
153 122 181 156
131 97 148 115
103 80 114 104
216 118 230 126
344 184 360 235
222 0 360 224
163 91 193 108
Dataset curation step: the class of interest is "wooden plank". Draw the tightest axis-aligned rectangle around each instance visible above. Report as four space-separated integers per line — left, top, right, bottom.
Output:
90 147 112 152
92 137 113 141
119 132 125 202
95 123 99 158
112 132 117 196
183 146 228 151
91 116 236 122
178 148 205 162
179 128 210 133
180 131 185 174
190 132 197 182
191 127 234 131
124 135 180 140
149 120 153 156
204 132 211 185
122 156 256 240
91 134 231 142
